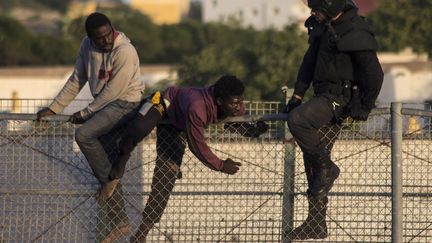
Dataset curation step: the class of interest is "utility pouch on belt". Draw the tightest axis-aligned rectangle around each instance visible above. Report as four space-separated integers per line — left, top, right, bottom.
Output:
138 91 170 117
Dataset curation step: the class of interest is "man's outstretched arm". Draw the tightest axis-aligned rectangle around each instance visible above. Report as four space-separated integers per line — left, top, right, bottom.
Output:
185 111 241 174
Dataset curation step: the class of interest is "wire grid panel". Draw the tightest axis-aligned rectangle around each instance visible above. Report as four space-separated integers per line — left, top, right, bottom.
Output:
0 120 95 242
0 99 281 116
0 101 287 243
134 125 286 243
0 99 91 114
0 120 285 242
401 106 432 243
1 103 431 243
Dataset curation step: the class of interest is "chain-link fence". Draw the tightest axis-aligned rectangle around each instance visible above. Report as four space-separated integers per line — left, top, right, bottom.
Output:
0 100 431 242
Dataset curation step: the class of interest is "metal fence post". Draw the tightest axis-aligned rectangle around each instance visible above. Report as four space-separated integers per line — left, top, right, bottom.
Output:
281 87 295 243
391 102 403 243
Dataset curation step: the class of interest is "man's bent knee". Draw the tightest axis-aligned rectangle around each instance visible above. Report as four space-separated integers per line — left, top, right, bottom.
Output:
75 126 92 145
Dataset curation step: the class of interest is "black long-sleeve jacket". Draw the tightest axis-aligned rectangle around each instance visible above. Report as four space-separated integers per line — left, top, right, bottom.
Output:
293 7 384 109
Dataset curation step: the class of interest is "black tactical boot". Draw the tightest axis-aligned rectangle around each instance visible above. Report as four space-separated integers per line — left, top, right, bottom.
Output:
285 196 329 240
309 154 340 198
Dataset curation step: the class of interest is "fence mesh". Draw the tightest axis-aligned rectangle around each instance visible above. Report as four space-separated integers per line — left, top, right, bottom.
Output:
400 105 432 243
0 100 431 242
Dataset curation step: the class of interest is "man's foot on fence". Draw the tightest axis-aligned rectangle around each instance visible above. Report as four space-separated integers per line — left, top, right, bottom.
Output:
97 179 120 203
101 222 131 243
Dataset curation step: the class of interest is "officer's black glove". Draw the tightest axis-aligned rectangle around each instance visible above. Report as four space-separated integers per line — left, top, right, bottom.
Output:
349 103 371 121
284 96 302 113
69 111 86 124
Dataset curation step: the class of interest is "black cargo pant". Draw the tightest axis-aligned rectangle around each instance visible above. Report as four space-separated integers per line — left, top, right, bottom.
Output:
141 124 186 225
287 94 348 155
108 94 184 227
287 93 349 193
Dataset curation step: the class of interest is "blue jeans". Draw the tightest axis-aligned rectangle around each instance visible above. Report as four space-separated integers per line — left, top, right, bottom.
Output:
75 99 140 227
75 100 140 184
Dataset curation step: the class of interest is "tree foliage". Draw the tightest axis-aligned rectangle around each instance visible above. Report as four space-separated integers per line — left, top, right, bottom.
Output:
178 25 308 101
0 15 35 65
0 15 77 66
368 0 432 56
0 0 72 13
33 0 72 12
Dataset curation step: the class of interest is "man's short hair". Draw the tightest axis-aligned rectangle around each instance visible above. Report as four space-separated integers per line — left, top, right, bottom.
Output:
214 75 245 99
85 12 111 37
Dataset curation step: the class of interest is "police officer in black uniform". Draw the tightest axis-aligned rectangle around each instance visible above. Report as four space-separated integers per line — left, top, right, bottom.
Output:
284 0 384 240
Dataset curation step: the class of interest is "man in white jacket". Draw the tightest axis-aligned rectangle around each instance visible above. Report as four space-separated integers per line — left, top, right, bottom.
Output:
36 12 145 243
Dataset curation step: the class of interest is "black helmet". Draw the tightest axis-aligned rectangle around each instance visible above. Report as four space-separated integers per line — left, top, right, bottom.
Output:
308 0 347 18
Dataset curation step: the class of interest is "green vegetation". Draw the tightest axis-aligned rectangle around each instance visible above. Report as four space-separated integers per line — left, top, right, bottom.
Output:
0 0 72 13
0 15 77 65
368 0 432 56
177 25 307 100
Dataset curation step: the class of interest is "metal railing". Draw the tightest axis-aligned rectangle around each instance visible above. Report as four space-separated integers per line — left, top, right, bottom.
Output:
0 101 431 242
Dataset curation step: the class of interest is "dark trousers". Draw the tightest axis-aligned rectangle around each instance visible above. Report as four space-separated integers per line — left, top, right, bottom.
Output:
114 107 186 226
287 94 348 195
110 106 164 180
141 124 186 224
75 100 141 184
287 95 346 157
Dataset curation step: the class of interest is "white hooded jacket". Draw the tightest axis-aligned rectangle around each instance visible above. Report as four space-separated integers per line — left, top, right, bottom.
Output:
49 31 145 118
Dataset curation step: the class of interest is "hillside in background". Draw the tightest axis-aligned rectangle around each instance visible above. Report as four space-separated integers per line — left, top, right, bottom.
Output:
0 0 124 34
0 0 70 34
0 0 70 12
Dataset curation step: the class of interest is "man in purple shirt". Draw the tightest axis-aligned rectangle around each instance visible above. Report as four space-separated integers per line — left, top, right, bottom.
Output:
100 75 266 242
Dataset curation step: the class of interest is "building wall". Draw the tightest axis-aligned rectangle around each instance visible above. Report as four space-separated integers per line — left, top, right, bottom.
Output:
202 0 309 30
130 0 190 24
377 49 432 104
378 67 432 103
66 0 120 20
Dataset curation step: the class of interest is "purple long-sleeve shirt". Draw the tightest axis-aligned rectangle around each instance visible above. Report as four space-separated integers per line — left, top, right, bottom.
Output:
163 85 245 171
